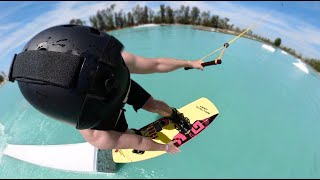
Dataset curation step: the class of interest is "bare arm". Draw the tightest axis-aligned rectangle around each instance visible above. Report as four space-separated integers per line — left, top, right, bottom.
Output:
122 51 204 74
79 129 180 154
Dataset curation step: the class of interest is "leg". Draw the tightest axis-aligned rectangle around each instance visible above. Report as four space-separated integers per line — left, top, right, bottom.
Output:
79 129 117 173
141 96 173 117
142 97 192 134
127 79 191 134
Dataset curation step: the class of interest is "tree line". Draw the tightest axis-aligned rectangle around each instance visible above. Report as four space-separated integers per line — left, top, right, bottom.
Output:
69 4 237 32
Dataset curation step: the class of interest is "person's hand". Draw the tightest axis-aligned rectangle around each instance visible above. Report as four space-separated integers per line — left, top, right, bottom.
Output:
188 59 204 70
165 140 181 154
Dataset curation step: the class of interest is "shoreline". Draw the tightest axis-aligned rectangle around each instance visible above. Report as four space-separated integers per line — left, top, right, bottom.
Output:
112 23 288 56
107 23 320 74
191 25 320 74
108 23 320 75
191 25 302 58
109 23 280 52
192 25 264 43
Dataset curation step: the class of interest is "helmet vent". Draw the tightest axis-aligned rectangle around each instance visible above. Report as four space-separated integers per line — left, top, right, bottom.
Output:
37 42 49 51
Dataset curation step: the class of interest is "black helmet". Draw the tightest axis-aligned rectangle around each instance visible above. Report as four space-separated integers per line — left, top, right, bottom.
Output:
8 24 130 129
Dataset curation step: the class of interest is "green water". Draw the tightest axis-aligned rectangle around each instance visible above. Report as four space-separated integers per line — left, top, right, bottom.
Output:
1 25 320 178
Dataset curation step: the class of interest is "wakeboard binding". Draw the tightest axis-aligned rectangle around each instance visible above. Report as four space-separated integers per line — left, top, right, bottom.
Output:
169 108 192 135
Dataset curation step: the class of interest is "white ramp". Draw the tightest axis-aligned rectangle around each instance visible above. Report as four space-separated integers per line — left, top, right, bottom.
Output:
293 59 309 74
262 44 275 52
3 143 116 173
3 143 96 172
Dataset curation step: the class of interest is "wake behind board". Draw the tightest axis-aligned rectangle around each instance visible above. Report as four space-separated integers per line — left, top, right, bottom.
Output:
112 97 219 163
3 142 116 173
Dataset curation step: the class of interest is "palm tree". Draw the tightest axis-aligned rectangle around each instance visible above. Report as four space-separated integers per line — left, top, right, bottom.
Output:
274 38 281 47
166 6 174 24
191 6 200 25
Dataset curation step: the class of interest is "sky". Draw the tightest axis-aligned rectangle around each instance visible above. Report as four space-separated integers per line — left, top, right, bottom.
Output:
0 1 320 74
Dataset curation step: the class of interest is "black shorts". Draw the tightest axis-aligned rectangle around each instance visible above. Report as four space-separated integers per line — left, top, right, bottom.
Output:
91 79 151 132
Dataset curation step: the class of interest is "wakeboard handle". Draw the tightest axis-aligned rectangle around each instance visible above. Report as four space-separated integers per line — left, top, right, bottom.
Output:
184 59 222 70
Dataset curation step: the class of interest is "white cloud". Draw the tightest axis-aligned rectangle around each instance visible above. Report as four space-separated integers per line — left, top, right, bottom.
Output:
0 23 20 32
0 2 33 22
0 1 138 63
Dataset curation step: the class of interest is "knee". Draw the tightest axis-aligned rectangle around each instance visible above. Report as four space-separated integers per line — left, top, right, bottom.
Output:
79 129 114 149
79 129 97 144
79 129 106 147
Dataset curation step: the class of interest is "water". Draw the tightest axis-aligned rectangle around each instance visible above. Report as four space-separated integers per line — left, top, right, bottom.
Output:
1 25 320 178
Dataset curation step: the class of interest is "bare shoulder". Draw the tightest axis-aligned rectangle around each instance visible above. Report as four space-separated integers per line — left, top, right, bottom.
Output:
121 51 136 65
121 50 143 73
121 51 155 74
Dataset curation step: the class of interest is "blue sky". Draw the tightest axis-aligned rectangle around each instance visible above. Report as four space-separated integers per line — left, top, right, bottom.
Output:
0 1 320 74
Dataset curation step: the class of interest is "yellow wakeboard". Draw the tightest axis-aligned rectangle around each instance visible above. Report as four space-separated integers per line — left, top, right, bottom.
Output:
112 97 219 163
